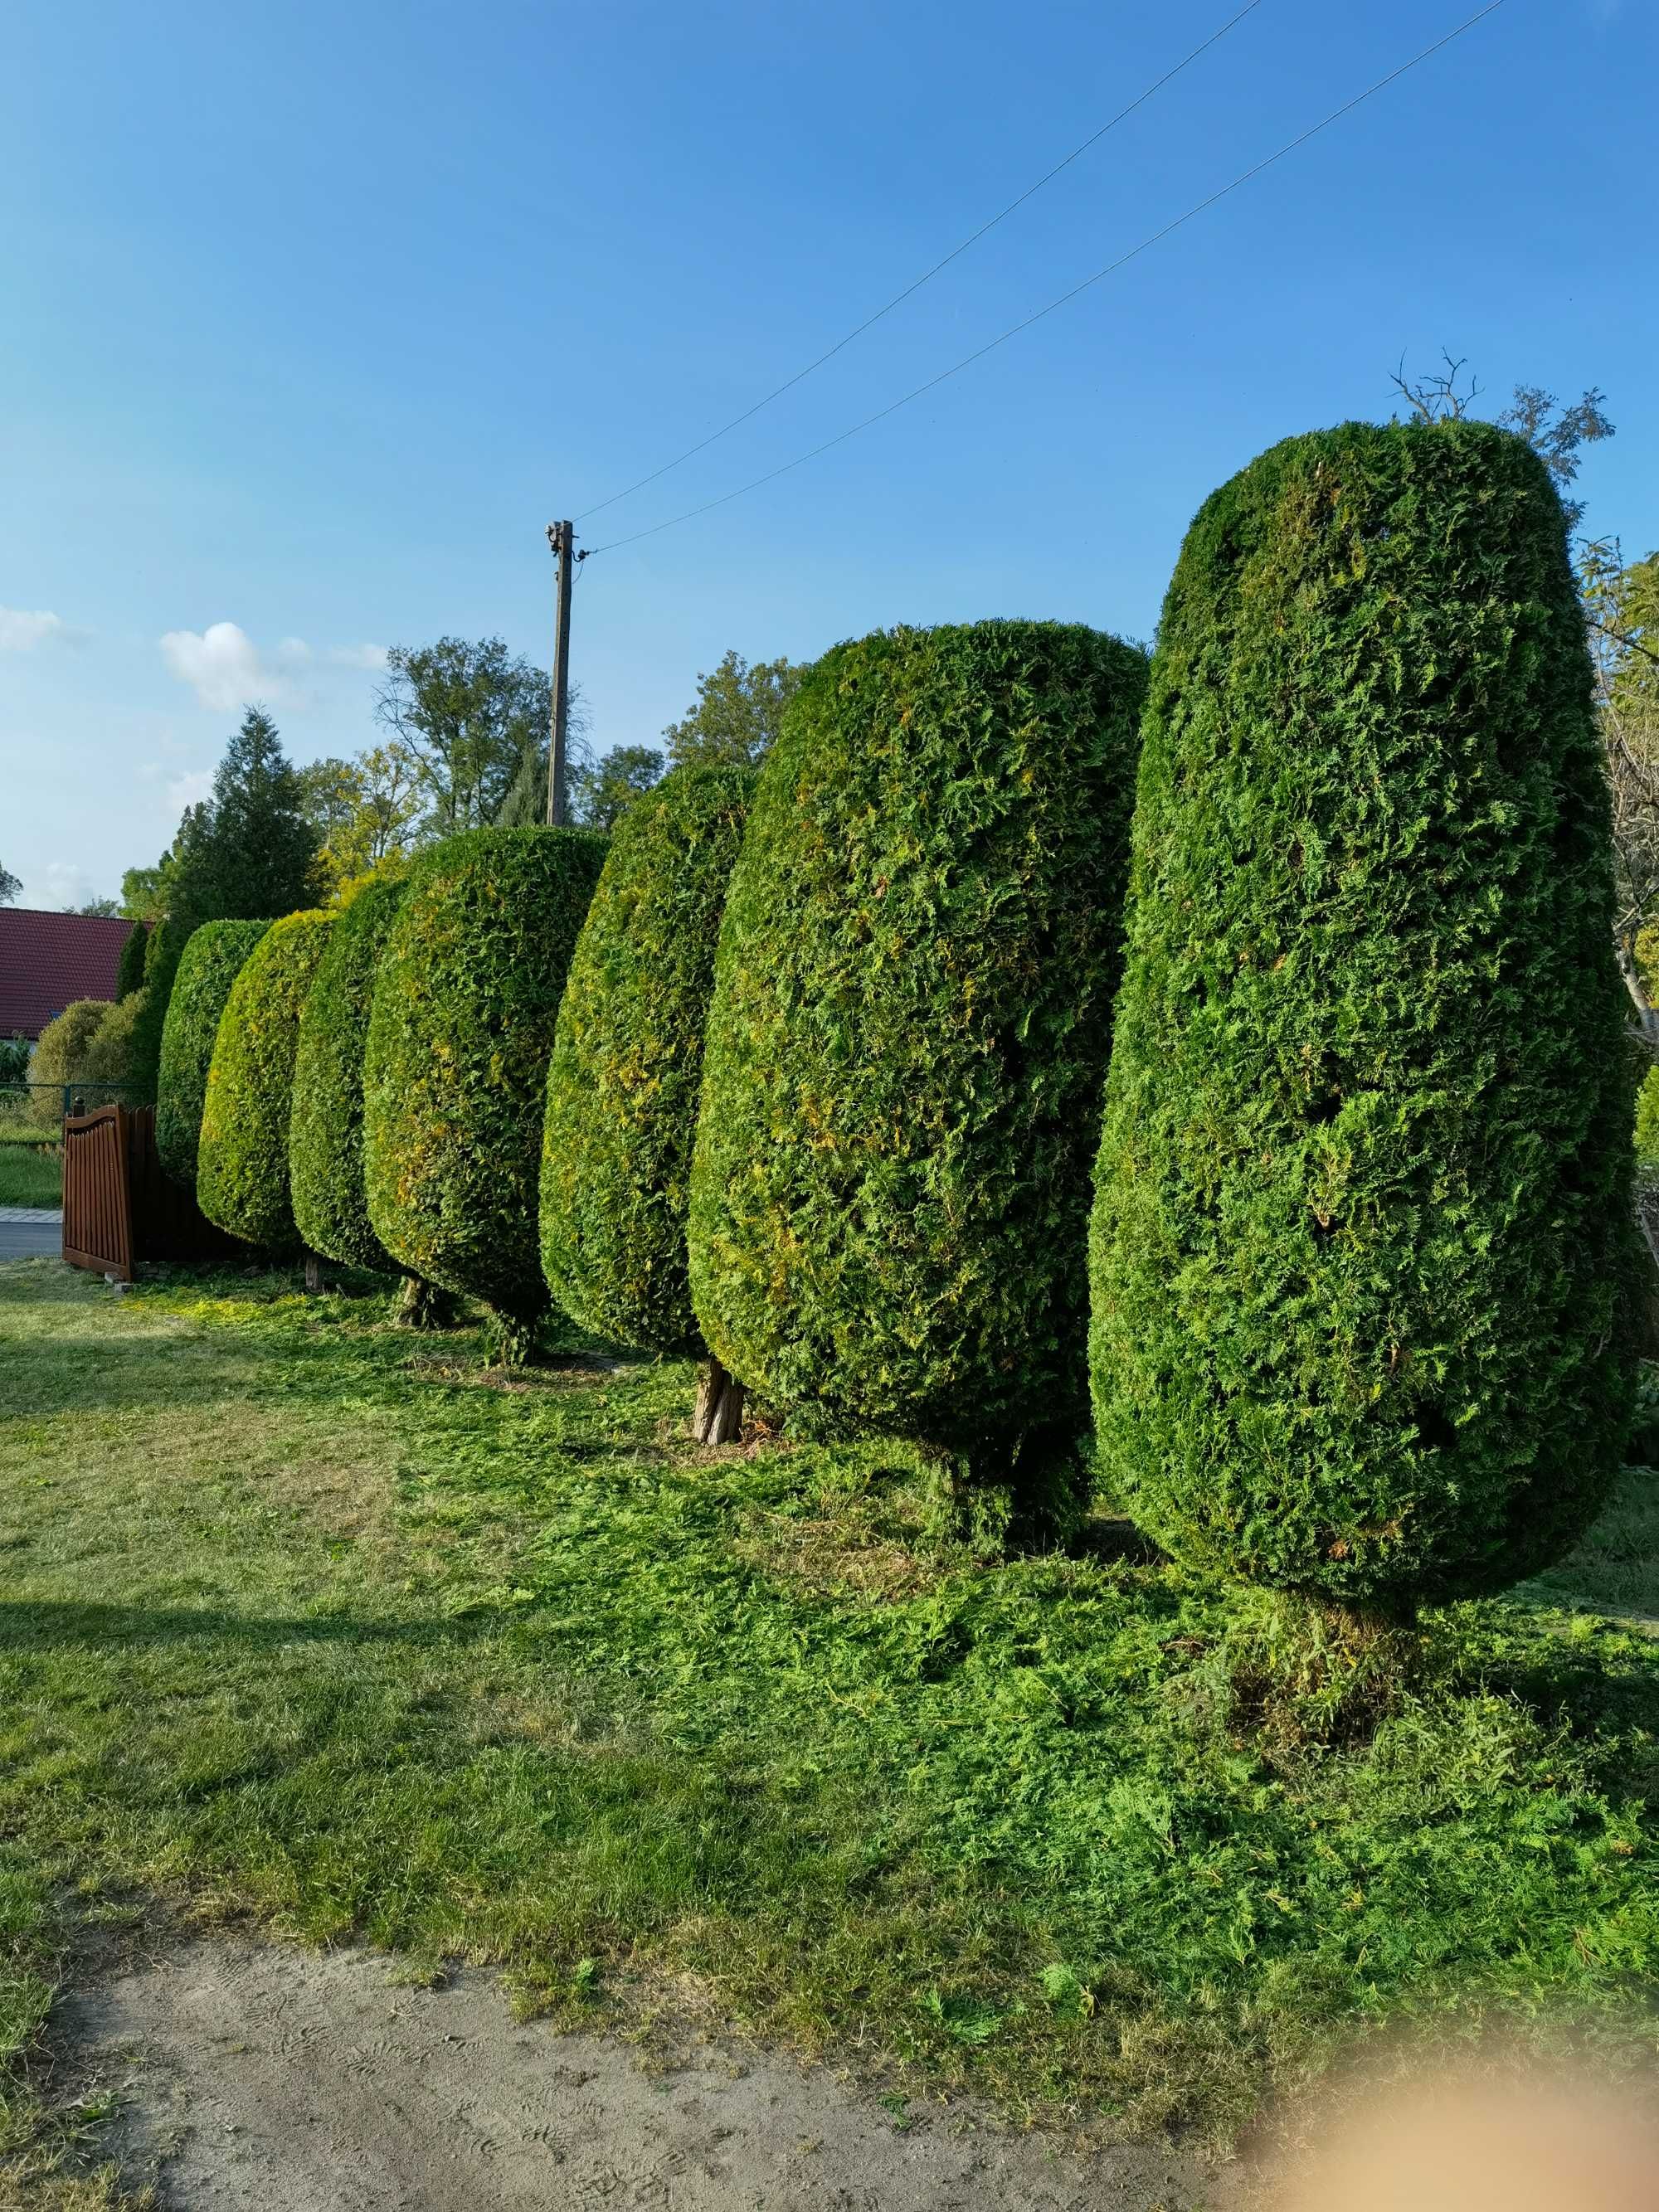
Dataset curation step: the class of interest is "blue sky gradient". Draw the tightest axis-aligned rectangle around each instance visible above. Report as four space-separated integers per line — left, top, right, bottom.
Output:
2 0 1652 907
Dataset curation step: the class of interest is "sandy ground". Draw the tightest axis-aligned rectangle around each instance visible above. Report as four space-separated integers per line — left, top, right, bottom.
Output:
55 1937 1233 2211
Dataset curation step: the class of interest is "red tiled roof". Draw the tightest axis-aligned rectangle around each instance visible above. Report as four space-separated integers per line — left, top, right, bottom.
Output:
0 908 141 1041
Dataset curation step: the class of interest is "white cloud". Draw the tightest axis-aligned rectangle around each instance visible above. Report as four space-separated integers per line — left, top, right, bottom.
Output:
0 607 66 650
159 620 298 712
158 621 387 709
18 858 103 912
167 770 214 811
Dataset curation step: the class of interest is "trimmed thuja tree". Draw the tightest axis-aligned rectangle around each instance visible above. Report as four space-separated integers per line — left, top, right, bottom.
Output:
1090 419 1639 1619
156 920 271 1186
114 921 148 1003
290 876 448 1323
689 620 1148 1536
197 910 335 1255
364 826 608 1362
124 915 194 1106
541 764 754 1436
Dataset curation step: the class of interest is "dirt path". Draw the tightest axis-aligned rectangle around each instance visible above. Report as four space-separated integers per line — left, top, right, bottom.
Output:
56 1937 1231 2211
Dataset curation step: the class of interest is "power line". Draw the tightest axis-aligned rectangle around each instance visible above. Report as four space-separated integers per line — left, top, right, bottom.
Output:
587 2 1503 559
573 1 1267 524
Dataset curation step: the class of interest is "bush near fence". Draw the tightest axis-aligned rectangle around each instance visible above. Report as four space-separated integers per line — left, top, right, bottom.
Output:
198 911 336 1252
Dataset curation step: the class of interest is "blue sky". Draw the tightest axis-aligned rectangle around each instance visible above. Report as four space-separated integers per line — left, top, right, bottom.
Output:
2 0 1652 910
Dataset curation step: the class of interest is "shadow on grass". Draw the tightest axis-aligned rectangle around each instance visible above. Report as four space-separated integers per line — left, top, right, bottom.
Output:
0 1333 268 1419
0 1597 488 1653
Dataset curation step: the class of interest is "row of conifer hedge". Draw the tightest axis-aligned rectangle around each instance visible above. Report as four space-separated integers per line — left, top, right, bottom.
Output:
150 416 1639 1613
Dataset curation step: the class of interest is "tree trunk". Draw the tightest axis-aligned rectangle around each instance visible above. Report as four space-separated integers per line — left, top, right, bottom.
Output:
303 1252 323 1293
1617 937 1659 1045
488 1306 541 1369
392 1275 457 1330
691 1354 745 1446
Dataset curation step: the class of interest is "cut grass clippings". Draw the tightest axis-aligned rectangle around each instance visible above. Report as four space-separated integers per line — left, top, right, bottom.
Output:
0 1258 1657 2174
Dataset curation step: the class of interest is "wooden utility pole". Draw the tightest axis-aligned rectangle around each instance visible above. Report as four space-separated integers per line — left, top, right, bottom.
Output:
545 519 575 825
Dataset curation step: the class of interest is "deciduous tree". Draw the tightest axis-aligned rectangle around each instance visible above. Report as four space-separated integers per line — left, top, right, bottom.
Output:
662 650 805 771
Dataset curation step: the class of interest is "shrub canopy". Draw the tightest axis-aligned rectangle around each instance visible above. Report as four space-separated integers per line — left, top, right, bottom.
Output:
1089 419 1637 1607
688 620 1148 1465
78 993 145 1090
197 911 334 1250
364 827 608 1324
541 765 753 1349
156 920 270 1187
289 877 409 1272
29 1000 114 1121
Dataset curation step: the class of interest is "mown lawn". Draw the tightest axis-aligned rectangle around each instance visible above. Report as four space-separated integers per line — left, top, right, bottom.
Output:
1 1258 1657 2171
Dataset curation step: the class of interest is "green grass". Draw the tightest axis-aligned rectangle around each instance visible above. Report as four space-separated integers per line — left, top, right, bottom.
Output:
0 1151 61 1208
1 1261 1657 2173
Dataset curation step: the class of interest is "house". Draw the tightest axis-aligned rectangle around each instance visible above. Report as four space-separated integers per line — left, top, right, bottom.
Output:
0 908 138 1041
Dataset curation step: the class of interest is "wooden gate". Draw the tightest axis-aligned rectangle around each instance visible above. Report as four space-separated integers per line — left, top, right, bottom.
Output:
62 1101 135 1277
62 1102 233 1279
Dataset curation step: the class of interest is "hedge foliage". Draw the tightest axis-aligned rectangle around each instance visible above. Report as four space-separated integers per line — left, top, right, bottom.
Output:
688 620 1148 1469
79 993 145 1089
114 921 148 1003
541 765 753 1350
156 920 271 1187
289 876 409 1272
1089 419 1637 1607
124 915 193 1106
197 910 334 1251
364 827 608 1330
27 1001 113 1121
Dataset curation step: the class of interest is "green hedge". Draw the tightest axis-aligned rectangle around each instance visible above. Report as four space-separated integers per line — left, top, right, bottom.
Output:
27 1000 115 1123
124 916 193 1106
289 878 408 1272
1089 419 1637 1607
197 911 335 1251
114 921 148 1003
541 765 753 1349
156 920 271 1186
79 993 145 1089
364 827 608 1340
688 620 1148 1480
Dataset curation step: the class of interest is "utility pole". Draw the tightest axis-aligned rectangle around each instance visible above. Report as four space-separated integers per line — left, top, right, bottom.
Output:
545 519 576 825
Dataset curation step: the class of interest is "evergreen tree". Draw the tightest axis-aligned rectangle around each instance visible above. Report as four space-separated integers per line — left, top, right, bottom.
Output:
168 708 320 925
114 921 148 1001
1089 420 1636 1608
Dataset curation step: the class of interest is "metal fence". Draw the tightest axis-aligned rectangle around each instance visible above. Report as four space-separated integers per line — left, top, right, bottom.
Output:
0 1081 143 1138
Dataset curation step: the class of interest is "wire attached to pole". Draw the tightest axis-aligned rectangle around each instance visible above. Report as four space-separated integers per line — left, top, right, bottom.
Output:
586 2 1505 559
573 0 1267 524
